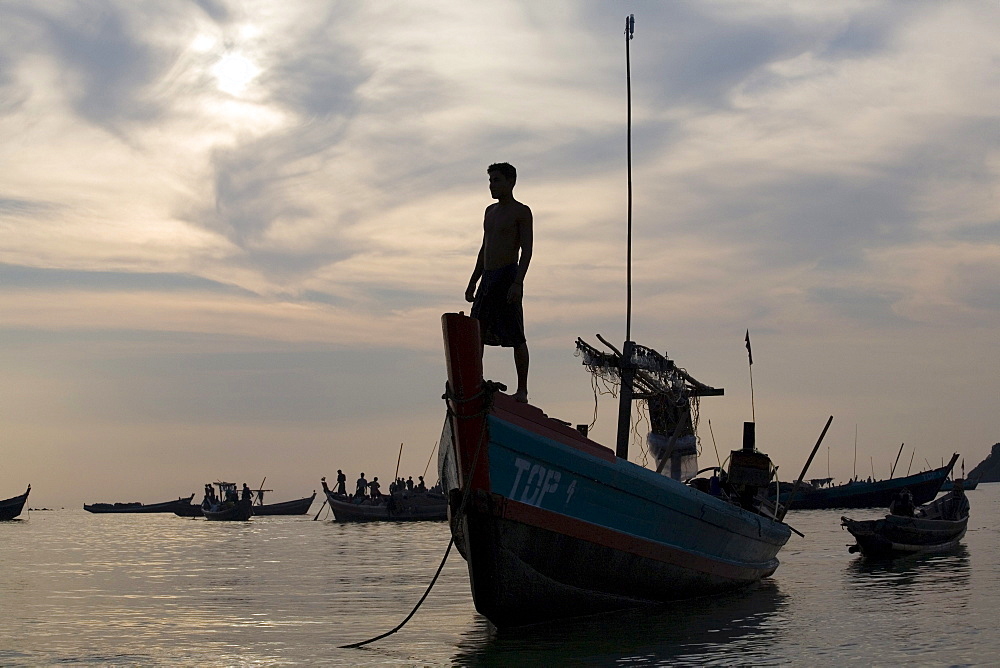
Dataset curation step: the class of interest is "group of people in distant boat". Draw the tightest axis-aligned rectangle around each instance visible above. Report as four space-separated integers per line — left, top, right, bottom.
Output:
331 469 439 503
200 482 253 510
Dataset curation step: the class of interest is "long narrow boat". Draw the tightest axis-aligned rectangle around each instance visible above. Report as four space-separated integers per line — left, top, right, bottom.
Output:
772 455 957 510
0 485 31 520
440 312 792 629
842 487 970 557
320 479 447 522
84 494 195 514
252 492 316 516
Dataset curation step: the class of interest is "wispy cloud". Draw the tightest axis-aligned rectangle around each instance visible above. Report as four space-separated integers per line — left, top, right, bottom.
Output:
1 0 997 505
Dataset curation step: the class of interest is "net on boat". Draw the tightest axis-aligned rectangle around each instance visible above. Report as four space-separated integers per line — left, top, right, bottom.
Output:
575 337 721 480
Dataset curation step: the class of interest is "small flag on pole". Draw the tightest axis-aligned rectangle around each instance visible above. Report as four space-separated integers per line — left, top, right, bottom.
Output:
745 330 753 366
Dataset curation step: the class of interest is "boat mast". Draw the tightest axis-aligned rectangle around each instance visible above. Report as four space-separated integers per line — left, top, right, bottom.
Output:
615 14 636 460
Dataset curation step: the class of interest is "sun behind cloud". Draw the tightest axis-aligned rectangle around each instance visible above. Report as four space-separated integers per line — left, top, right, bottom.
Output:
211 52 260 96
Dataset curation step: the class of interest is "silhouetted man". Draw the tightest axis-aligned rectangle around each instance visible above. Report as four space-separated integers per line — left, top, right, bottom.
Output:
466 162 533 403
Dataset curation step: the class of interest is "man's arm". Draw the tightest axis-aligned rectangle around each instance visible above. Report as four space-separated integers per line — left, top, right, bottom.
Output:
466 243 484 302
507 206 533 303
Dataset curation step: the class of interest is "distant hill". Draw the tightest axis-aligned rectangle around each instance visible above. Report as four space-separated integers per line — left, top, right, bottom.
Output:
967 442 1000 482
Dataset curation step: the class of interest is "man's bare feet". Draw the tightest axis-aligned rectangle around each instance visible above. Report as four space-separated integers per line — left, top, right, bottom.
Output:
513 389 528 403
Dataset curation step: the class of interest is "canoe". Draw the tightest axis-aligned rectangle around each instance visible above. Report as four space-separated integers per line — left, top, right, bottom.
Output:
842 488 970 557
253 492 316 516
320 479 446 522
439 312 792 629
0 485 31 520
772 455 958 510
84 494 195 514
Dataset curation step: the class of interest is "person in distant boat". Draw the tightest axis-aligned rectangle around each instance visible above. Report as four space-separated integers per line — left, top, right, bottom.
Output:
369 477 382 500
406 476 414 492
202 484 216 509
355 473 368 499
335 470 347 495
466 162 533 403
417 476 427 492
242 483 252 501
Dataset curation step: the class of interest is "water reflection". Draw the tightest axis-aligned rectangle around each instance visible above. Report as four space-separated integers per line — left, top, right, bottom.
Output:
843 545 971 615
452 581 789 666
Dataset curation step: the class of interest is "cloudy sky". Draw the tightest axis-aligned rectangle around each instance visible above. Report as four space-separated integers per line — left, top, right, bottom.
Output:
2 1 997 508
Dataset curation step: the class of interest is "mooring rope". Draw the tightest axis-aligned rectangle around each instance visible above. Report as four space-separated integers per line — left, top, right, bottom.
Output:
338 382 496 649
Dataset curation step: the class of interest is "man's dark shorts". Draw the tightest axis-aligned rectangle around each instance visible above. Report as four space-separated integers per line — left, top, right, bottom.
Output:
471 264 526 348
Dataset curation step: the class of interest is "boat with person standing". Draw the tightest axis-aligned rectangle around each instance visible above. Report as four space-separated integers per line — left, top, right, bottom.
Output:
434 16 805 630
319 477 446 522
202 482 254 521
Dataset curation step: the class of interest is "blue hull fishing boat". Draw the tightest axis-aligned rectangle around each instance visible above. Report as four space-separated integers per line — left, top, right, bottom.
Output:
440 313 792 629
438 16 797 630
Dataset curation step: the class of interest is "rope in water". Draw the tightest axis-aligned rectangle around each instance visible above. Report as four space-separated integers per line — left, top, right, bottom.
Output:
338 383 496 649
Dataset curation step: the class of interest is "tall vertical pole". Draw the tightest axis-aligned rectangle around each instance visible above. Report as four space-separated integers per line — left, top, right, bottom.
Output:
616 14 636 460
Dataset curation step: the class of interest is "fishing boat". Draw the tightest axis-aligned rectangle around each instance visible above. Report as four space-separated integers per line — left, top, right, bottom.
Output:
252 491 316 516
841 486 970 557
319 478 447 522
439 312 793 629
84 494 195 514
0 485 30 520
436 19 801 629
772 454 957 510
202 482 254 521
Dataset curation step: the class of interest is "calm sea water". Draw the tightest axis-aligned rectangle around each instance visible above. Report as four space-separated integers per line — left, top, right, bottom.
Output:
2 485 998 666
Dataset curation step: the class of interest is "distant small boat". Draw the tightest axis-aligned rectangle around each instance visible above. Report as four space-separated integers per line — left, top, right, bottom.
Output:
842 488 970 557
320 479 447 522
772 454 958 510
253 492 316 516
84 494 195 514
940 477 979 492
202 482 254 521
0 485 30 520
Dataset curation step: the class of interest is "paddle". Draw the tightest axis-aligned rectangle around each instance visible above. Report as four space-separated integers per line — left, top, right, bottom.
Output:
313 499 328 521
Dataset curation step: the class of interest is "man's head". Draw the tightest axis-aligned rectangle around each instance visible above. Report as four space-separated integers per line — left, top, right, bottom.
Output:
488 162 516 199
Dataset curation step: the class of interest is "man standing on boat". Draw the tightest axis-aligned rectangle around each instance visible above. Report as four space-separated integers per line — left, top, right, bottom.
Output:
465 162 533 403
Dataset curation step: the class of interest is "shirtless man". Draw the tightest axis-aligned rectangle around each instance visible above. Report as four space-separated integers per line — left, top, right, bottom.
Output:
465 162 533 403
